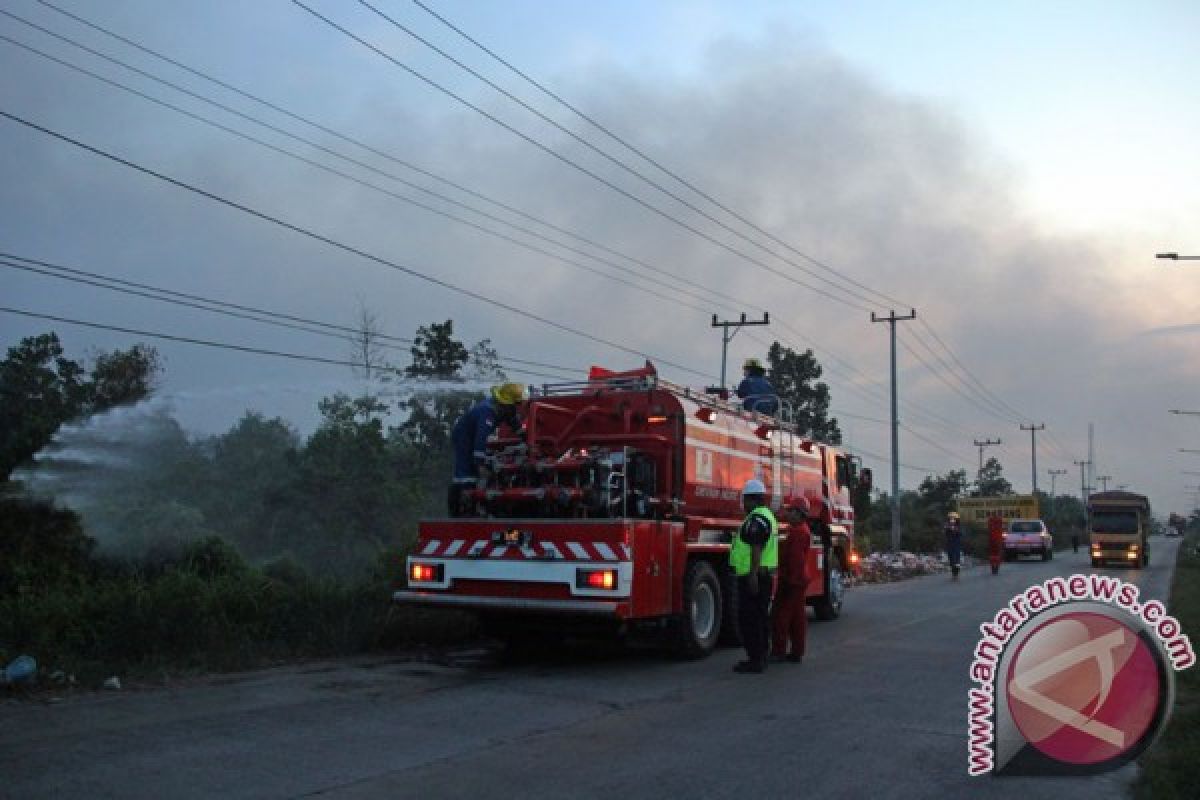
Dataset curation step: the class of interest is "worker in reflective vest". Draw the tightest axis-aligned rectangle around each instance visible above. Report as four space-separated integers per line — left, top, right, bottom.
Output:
731 478 779 674
772 497 812 664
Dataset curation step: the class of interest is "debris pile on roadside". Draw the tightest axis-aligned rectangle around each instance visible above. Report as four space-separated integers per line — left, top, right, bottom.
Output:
851 551 972 584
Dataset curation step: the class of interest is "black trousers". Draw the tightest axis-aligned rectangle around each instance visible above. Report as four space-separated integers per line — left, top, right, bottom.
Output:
737 570 773 665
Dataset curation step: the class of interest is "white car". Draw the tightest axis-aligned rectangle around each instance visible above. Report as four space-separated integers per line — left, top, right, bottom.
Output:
1004 519 1053 561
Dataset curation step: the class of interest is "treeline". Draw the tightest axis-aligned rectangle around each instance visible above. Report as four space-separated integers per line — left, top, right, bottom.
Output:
0 321 489 680
854 458 1090 555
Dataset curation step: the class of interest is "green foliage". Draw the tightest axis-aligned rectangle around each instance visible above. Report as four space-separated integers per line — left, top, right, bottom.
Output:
917 469 969 512
765 342 842 443
0 544 475 681
0 332 161 480
972 457 1013 497
405 319 468 379
89 344 161 411
1136 530 1200 799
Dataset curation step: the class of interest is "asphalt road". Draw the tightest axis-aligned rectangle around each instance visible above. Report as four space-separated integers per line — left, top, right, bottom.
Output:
2 537 1184 800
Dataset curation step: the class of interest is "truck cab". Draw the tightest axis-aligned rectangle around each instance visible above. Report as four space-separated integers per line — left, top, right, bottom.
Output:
1088 490 1150 567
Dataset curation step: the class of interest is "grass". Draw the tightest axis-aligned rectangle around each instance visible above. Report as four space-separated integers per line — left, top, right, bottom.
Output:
1136 530 1200 798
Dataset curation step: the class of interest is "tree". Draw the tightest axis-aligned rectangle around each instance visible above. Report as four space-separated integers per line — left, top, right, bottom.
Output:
399 321 478 448
405 320 468 380
917 469 969 511
89 344 161 411
1 334 160 481
0 333 88 479
466 338 506 382
765 342 841 443
347 302 393 382
973 457 1013 497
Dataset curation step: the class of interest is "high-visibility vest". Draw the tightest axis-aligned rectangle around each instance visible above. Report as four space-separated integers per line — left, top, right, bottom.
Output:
730 506 779 576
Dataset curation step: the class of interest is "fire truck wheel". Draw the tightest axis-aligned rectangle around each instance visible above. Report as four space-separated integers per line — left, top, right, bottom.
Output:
676 560 722 659
814 548 844 621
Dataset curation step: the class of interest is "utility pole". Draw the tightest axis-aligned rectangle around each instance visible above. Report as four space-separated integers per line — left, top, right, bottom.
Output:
871 309 917 551
1020 423 1045 493
1048 468 1067 514
1098 475 1112 492
711 312 769 390
974 438 1002 474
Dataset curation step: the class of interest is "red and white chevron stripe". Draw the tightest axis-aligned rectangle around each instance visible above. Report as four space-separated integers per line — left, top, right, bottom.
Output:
418 538 632 562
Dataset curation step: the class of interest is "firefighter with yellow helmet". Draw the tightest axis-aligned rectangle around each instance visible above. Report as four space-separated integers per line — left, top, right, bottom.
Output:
448 383 524 516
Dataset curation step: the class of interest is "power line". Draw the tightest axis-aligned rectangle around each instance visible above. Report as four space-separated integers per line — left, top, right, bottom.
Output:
14 2 988 448
898 329 1022 425
405 0 911 312
0 108 712 380
0 20 724 318
0 253 580 378
26 0 767 320
917 317 1033 422
290 1 876 313
356 0 894 314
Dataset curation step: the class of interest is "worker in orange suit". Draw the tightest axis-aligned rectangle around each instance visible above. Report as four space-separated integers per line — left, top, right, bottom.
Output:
988 514 1004 574
771 498 812 664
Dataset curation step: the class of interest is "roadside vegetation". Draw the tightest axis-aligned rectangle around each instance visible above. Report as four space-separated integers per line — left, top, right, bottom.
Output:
1136 524 1200 798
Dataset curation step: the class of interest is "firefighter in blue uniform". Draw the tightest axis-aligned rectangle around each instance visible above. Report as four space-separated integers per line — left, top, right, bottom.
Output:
448 383 524 516
735 358 779 414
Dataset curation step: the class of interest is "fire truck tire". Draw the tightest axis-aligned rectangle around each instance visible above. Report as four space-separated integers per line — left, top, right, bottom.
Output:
814 547 844 621
676 560 723 659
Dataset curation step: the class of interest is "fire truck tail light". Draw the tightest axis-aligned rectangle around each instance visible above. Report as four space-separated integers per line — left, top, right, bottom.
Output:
848 550 861 566
577 569 617 590
410 563 443 583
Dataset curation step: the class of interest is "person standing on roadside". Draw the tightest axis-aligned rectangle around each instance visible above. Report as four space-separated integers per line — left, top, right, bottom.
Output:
731 478 779 674
771 498 812 664
945 511 964 579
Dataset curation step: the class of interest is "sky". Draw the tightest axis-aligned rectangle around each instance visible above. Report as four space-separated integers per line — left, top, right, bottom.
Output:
2 0 1198 517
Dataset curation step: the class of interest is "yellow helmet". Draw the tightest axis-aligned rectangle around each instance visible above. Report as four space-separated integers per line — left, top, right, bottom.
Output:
491 382 525 405
742 357 764 372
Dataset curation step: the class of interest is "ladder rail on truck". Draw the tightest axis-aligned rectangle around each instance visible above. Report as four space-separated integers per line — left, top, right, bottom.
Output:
1088 490 1151 568
395 363 869 658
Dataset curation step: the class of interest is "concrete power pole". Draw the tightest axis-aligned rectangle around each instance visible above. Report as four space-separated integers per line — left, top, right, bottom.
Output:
974 438 1002 475
711 312 769 390
1098 475 1112 492
1048 468 1067 515
1021 423 1045 493
871 309 917 551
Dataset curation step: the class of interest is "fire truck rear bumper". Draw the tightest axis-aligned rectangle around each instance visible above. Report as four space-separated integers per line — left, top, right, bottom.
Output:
393 590 622 615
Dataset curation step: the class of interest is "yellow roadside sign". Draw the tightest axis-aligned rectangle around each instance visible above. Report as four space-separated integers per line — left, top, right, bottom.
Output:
956 495 1039 528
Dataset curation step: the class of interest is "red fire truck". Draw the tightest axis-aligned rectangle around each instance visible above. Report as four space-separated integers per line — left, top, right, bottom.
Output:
395 363 868 657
